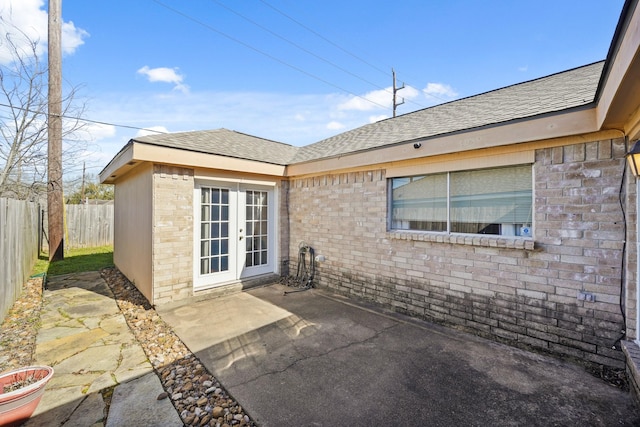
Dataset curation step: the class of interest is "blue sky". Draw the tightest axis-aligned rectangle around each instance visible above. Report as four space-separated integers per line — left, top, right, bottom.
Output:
0 0 626 180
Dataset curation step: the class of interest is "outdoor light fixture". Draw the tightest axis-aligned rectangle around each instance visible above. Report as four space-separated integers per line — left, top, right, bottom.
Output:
626 140 640 177
413 142 422 149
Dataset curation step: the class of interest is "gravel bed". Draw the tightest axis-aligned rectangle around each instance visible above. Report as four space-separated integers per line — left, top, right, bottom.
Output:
0 275 43 373
101 267 257 427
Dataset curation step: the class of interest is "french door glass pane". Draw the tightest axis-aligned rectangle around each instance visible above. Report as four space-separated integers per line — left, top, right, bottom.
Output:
245 190 268 267
200 187 230 275
211 257 219 273
201 188 210 204
200 223 209 239
201 258 209 274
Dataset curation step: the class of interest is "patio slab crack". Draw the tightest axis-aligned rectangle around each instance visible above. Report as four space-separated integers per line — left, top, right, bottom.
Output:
228 321 400 388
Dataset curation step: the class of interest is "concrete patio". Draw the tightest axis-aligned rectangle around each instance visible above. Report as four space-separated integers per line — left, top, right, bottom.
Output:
159 283 640 426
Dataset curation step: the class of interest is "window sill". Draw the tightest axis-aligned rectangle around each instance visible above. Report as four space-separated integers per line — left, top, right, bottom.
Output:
387 230 535 250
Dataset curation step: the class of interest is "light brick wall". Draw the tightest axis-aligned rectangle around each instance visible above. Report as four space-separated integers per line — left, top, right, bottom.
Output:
279 180 291 277
288 138 628 368
152 165 194 305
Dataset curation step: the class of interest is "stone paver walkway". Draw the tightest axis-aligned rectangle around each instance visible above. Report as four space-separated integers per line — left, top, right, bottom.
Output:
23 271 181 426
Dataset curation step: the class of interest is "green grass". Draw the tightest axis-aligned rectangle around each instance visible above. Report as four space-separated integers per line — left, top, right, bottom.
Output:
32 245 114 277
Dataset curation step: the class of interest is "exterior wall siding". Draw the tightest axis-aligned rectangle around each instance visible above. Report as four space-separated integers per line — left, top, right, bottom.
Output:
152 165 194 305
288 137 628 368
113 163 154 302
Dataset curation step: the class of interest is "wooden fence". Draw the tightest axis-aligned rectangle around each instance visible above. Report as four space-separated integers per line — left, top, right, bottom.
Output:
1 201 114 323
64 204 114 248
0 198 41 322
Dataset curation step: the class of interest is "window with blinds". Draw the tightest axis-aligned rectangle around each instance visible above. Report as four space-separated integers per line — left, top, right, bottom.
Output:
390 165 532 237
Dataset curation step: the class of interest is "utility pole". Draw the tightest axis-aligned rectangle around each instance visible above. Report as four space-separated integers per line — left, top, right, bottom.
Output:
392 68 405 118
48 0 64 261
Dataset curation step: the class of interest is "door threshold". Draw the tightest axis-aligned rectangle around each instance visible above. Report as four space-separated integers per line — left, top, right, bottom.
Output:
161 274 280 310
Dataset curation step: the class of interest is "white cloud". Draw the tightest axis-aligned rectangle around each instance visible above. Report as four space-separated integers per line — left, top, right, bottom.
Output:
135 126 169 138
137 66 189 93
85 123 116 141
338 87 393 111
0 0 88 65
61 21 89 55
369 115 388 123
326 121 345 130
518 65 528 72
397 85 420 100
338 85 422 112
423 83 458 101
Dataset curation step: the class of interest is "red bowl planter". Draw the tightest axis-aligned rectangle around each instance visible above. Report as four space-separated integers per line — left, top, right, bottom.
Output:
0 366 54 427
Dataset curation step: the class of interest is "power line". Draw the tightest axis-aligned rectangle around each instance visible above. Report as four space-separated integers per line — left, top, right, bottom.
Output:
208 0 433 110
208 0 400 100
151 0 389 110
210 0 437 111
0 102 167 134
257 0 390 78
256 0 451 106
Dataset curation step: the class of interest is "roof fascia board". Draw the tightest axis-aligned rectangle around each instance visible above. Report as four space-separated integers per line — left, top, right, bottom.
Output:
628 106 640 140
99 142 134 184
134 142 287 177
596 0 640 129
101 141 288 184
287 108 598 177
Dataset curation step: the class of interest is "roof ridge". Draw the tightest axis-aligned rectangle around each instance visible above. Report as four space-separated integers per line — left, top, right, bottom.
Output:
291 61 605 164
378 60 606 124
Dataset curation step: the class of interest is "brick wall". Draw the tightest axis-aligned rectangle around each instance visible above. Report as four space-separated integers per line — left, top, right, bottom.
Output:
152 165 194 305
279 180 291 277
288 138 628 368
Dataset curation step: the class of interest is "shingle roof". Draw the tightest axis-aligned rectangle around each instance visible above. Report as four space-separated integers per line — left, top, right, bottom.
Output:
130 62 604 167
133 128 299 165
291 61 604 164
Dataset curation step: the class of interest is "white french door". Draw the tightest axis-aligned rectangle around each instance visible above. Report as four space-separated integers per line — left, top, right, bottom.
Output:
194 180 276 290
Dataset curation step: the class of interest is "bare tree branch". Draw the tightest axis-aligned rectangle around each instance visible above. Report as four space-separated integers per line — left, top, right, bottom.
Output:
0 18 87 200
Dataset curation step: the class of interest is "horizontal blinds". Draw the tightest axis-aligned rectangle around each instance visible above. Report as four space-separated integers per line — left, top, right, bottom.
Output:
450 165 532 225
391 165 532 228
392 173 447 222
